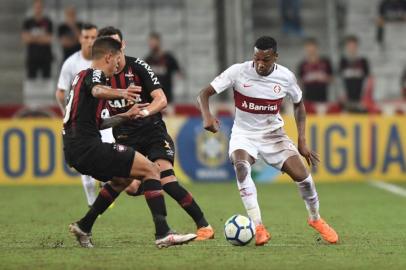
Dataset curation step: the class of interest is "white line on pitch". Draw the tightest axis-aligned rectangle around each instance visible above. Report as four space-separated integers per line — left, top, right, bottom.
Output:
368 181 406 197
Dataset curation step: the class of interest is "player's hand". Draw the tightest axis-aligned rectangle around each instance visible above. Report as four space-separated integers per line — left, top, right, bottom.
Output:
121 85 142 103
125 103 150 119
203 115 220 133
298 143 320 168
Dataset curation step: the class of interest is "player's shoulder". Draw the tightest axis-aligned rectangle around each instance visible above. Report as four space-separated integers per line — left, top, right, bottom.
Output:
82 68 104 82
127 55 147 66
127 56 154 71
226 61 249 74
62 51 81 67
274 63 296 80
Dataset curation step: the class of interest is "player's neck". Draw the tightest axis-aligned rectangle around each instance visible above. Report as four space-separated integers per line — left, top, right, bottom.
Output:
307 55 319 63
91 61 108 75
81 50 92 61
116 58 126 73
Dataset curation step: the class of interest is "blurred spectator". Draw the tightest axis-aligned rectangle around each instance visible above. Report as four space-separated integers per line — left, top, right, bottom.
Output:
339 35 370 108
56 23 97 114
279 0 303 36
401 67 406 99
298 38 333 102
144 32 181 104
376 0 406 46
21 0 53 79
58 6 81 61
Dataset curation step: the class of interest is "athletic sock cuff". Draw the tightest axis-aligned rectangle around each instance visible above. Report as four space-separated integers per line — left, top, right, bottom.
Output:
143 179 162 191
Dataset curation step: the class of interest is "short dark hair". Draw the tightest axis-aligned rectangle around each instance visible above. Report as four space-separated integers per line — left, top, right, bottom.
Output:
304 37 318 46
81 23 97 31
98 26 123 41
345 35 358 44
91 37 122 59
149 32 161 40
254 36 277 52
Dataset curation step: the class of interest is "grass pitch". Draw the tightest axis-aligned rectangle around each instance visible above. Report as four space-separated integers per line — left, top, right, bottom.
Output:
0 182 406 270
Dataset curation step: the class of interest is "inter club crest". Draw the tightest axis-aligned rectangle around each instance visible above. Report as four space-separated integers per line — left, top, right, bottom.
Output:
273 84 281 93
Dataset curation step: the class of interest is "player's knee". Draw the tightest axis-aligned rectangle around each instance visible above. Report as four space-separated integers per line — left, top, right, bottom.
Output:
144 162 160 180
125 180 143 196
110 178 131 191
234 160 250 182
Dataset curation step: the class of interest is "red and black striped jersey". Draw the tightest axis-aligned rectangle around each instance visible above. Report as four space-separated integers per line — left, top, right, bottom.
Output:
107 56 163 136
63 68 107 139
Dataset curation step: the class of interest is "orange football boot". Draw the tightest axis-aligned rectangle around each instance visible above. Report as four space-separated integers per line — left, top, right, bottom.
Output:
255 224 271 246
195 225 215 240
308 218 338 244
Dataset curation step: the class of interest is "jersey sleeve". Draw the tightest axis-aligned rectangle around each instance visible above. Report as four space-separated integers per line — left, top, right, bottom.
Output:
286 70 303 104
85 69 107 93
132 58 162 94
210 64 240 94
57 59 73 91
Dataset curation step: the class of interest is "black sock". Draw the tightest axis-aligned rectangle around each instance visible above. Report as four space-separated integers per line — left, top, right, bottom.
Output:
143 179 170 238
78 184 119 233
163 181 209 228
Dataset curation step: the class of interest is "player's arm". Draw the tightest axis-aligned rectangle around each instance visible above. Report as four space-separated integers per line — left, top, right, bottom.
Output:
56 88 66 114
293 99 319 167
100 103 149 129
131 58 167 117
197 64 239 133
197 85 220 133
91 84 141 102
55 60 73 115
136 88 167 118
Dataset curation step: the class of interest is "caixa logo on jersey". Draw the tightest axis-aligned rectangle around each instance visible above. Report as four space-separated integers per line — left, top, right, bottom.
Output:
108 98 139 109
176 117 234 182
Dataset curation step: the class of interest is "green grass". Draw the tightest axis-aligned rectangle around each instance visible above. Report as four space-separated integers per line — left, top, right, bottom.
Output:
1 182 406 270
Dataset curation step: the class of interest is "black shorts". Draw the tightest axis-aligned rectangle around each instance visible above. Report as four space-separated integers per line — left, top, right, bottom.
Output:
63 137 135 182
114 125 175 165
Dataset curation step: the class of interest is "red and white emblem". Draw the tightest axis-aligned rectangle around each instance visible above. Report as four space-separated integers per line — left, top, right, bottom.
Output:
115 144 127 152
273 84 281 93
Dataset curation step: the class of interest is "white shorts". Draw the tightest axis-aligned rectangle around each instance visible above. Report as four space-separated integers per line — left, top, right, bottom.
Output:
229 127 299 170
100 128 115 143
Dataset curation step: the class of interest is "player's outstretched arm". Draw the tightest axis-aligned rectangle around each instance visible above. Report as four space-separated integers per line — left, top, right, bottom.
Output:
91 84 141 102
197 85 220 133
293 100 320 167
100 103 150 129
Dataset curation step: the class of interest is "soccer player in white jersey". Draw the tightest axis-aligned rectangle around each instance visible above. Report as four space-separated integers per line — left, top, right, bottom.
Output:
197 36 338 245
56 23 115 206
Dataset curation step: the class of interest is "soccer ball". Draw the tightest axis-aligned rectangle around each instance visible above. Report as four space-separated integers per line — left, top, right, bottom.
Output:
224 214 255 246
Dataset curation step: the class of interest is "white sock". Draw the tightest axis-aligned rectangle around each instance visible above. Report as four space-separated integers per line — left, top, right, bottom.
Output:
81 175 98 206
296 174 320 221
234 160 262 226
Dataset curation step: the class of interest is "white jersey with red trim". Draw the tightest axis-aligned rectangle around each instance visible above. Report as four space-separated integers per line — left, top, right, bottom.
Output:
211 61 302 134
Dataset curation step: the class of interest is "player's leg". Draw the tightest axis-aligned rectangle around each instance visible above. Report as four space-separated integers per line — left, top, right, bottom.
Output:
282 155 338 243
71 177 133 247
156 158 214 240
127 154 197 247
71 150 171 248
80 174 98 206
125 179 144 196
230 149 270 246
